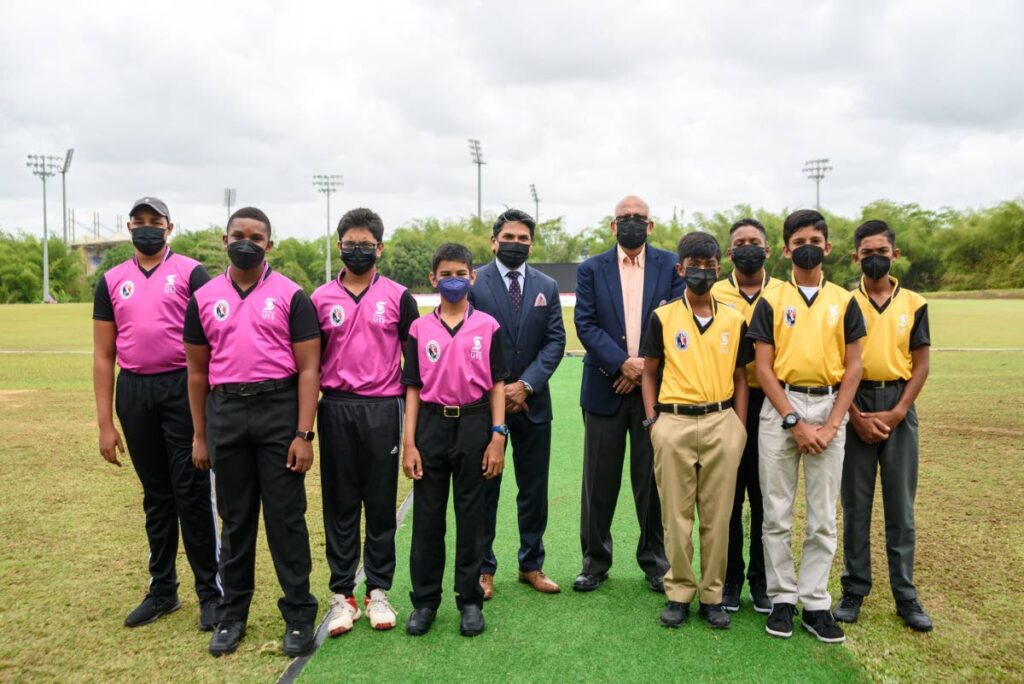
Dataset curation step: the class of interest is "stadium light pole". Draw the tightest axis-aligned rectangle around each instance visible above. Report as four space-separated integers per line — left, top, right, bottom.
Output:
313 174 343 283
59 149 74 243
530 183 540 223
26 154 62 303
469 139 485 223
802 158 833 210
224 188 236 225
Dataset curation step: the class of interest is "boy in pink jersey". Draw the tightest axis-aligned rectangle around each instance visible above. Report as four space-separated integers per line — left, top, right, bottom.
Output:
183 207 321 658
311 208 419 636
92 196 222 631
401 243 509 637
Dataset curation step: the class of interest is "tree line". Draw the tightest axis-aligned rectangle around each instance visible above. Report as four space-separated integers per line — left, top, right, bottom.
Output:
0 197 1021 303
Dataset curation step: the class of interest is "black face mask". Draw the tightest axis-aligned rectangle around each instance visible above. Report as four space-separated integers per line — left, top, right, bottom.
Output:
131 226 167 256
684 267 717 295
731 244 766 276
860 254 891 280
791 244 825 270
341 249 377 276
615 218 648 250
227 239 265 271
496 242 529 270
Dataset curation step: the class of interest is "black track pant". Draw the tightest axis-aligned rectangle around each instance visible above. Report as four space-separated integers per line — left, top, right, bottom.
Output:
207 385 318 624
318 393 402 596
725 388 767 590
116 369 221 602
409 408 490 611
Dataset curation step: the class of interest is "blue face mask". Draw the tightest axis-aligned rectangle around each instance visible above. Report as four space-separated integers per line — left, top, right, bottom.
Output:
437 276 471 303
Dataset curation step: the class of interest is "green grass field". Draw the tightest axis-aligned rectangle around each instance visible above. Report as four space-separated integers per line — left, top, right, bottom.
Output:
0 301 1022 682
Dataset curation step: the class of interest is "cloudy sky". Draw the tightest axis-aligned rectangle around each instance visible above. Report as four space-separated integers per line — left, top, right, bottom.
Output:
2 0 1022 243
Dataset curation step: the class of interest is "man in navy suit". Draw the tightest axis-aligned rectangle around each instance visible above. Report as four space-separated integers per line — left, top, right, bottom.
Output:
470 209 567 598
573 195 682 593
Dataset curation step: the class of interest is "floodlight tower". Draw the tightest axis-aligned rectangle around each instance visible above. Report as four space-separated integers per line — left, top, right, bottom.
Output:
802 158 833 209
469 139 485 222
26 154 63 302
313 174 343 283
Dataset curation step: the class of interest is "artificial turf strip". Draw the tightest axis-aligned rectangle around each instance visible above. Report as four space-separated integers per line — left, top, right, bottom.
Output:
299 359 867 683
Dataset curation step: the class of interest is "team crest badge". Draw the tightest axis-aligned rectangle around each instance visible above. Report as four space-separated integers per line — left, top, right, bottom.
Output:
674 330 689 351
164 274 176 294
828 304 840 327
898 313 909 334
373 300 387 324
470 335 483 360
784 307 797 327
262 297 276 320
213 299 230 322
119 281 135 299
426 340 441 363
330 304 345 327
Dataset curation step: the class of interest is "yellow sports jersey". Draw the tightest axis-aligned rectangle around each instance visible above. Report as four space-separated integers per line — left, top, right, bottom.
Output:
641 295 753 405
712 272 784 388
852 277 930 381
747 273 866 387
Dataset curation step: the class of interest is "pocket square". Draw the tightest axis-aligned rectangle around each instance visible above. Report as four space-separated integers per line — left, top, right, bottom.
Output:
533 292 547 307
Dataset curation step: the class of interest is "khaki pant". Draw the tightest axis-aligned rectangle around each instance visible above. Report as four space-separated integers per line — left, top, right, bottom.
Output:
758 391 848 611
650 409 745 604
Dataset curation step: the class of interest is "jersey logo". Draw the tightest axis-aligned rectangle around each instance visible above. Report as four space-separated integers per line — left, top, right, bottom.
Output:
784 306 797 327
898 313 909 334
119 281 135 300
470 335 484 360
164 274 176 294
213 299 230 322
426 340 441 363
719 331 730 353
828 304 840 327
674 330 689 351
373 300 387 324
262 297 276 320
330 304 345 327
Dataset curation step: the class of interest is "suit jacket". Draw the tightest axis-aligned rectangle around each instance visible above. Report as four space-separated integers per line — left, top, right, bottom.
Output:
574 244 684 416
469 261 566 424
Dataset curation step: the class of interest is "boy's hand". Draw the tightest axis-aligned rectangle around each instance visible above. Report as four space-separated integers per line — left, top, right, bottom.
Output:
851 411 889 444
482 436 505 479
403 445 423 480
868 408 906 432
99 424 124 467
792 420 828 455
192 436 210 471
287 438 314 473
613 375 637 394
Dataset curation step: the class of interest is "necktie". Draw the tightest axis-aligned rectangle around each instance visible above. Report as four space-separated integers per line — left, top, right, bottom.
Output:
507 270 523 312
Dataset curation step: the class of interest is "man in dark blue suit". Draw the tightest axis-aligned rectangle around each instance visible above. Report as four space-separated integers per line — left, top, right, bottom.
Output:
470 209 566 598
573 195 682 593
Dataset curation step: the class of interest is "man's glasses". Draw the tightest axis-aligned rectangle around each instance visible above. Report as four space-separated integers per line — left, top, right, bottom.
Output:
615 214 649 223
341 241 378 255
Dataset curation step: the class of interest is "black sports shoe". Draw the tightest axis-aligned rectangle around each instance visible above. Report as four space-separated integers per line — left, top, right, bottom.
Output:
750 586 772 614
646 575 665 594
659 601 689 628
722 584 741 612
698 603 731 629
282 622 315 657
124 593 181 628
572 572 608 592
459 604 485 637
209 620 246 656
896 599 933 632
832 593 863 623
406 607 437 636
199 598 224 632
802 610 846 643
765 603 796 639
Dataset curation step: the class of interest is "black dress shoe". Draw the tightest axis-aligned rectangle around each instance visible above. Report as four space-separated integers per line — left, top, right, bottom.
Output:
199 598 224 632
209 620 246 656
833 593 863 623
722 584 741 612
646 575 665 594
406 607 437 636
750 586 772 614
699 603 732 629
896 599 933 632
283 622 315 657
124 593 181 628
572 572 608 592
459 604 485 637
659 601 689 628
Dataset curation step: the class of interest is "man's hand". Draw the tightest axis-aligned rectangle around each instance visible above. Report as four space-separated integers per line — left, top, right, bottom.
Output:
192 436 210 470
813 423 840 449
287 438 314 473
619 357 644 383
851 410 889 444
505 381 528 414
792 420 828 455
99 424 124 467
482 435 506 479
613 375 638 394
403 444 423 480
868 408 906 432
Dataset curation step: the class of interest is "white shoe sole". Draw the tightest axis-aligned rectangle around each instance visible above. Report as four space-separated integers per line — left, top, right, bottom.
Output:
753 604 772 615
765 625 792 639
802 621 846 643
722 603 740 613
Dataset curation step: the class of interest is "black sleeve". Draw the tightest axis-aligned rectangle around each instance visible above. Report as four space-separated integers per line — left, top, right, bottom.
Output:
746 299 775 344
183 296 208 345
397 290 420 342
401 335 422 387
736 322 755 367
639 311 665 358
289 290 321 343
910 303 931 349
844 299 867 343
188 265 212 295
490 331 510 383
92 274 114 321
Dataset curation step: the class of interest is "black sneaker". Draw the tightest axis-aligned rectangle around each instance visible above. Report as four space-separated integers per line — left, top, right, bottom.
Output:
698 603 731 629
659 601 689 628
802 610 846 643
406 607 437 636
199 598 224 631
459 604 485 637
283 622 315 657
722 584 741 612
896 599 933 632
833 593 863 623
765 603 796 639
209 620 246 656
750 587 772 614
124 593 181 628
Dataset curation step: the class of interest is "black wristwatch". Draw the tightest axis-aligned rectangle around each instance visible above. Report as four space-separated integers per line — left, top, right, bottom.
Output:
781 413 800 430
295 430 315 442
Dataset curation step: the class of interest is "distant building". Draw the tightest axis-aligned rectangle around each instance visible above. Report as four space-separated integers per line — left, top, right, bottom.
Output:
72 234 131 275
530 262 577 294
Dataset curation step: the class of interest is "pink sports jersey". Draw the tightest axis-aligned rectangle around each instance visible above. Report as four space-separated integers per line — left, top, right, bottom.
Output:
410 308 501 406
312 274 408 396
193 265 302 385
105 251 202 374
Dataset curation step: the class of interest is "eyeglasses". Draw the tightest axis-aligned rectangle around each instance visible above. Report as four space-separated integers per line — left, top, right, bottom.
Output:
341 241 378 254
615 214 649 223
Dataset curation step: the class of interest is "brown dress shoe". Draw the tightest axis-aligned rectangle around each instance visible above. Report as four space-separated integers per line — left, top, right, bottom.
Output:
479 574 494 600
518 570 561 594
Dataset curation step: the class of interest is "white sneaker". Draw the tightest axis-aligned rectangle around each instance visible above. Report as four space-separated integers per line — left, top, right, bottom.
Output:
327 594 361 637
364 589 397 631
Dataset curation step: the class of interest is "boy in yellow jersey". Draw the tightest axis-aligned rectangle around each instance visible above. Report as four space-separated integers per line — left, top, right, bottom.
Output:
746 209 865 644
640 232 753 630
711 218 783 615
833 220 933 632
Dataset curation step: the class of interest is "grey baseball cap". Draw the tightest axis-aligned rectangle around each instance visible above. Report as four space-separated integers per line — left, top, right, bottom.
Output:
130 196 170 218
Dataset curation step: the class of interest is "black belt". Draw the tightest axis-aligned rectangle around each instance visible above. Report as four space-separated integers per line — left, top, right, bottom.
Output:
212 376 297 396
422 400 490 419
860 379 906 390
783 383 840 396
322 389 397 402
655 399 733 416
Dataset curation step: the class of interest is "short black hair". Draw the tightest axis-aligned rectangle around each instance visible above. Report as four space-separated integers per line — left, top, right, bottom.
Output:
782 209 827 244
677 231 721 263
853 219 896 248
337 207 384 242
492 208 536 238
431 242 473 272
730 217 767 236
227 206 272 237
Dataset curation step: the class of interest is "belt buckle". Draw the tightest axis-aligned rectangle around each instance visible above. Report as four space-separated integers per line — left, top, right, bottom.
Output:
878 380 887 389
238 383 257 397
673 405 681 415
443 405 460 418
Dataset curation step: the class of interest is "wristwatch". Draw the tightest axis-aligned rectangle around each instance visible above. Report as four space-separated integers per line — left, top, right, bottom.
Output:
521 380 534 395
642 414 658 429
295 429 315 441
781 413 800 430
491 424 509 437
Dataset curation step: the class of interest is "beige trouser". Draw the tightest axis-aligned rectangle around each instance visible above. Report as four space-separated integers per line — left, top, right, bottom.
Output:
650 409 746 604
758 390 848 611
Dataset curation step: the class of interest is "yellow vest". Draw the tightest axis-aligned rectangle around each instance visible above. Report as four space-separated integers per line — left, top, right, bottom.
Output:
852 277 928 381
712 272 783 388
